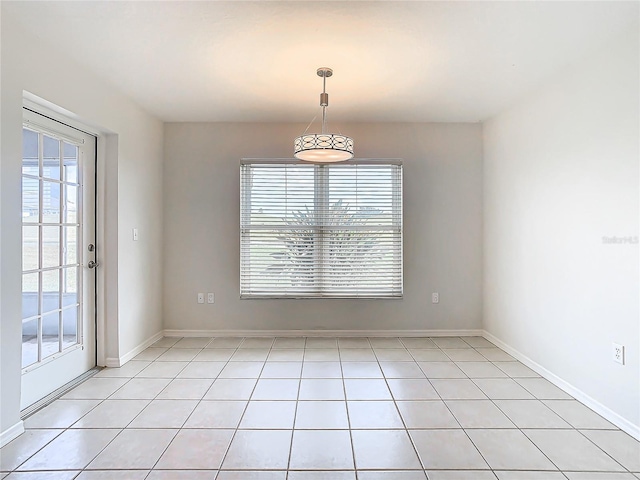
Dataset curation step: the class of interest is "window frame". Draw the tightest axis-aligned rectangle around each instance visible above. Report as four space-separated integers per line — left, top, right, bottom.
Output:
240 158 403 299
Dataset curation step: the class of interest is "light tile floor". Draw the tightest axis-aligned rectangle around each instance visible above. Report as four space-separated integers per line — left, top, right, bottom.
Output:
2 336 639 479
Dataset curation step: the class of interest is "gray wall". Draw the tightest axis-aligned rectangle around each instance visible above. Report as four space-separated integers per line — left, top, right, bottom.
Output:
483 28 639 429
163 122 483 332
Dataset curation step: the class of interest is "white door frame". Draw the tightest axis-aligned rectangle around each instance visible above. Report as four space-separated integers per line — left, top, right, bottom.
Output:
22 94 117 376
20 109 97 408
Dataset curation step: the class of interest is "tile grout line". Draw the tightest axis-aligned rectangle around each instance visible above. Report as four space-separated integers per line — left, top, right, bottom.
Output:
114 337 212 478
443 338 568 476
284 336 306 479
399 336 445 479
373 337 431 479
5 335 637 478
214 335 275 478
417 338 568 477
403 337 493 477
458 354 571 476
569 428 632 474
12 390 110 473
12 351 167 475
58 353 179 476
4 432 65 475
462 364 595 476
144 335 243 480
339 337 361 480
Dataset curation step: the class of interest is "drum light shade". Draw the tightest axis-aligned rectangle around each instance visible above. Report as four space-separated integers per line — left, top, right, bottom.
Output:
294 68 354 163
294 133 354 162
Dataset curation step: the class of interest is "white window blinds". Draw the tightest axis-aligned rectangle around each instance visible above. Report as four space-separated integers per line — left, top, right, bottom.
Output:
240 159 403 298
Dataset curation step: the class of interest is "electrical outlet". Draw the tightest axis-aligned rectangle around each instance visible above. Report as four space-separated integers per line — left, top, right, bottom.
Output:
197 293 205 304
432 292 439 304
612 343 624 365
207 293 215 304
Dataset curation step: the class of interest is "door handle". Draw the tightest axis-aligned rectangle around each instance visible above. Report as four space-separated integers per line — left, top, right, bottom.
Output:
88 260 99 269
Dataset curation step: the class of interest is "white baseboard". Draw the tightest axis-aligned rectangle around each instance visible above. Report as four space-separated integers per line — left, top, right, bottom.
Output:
105 330 165 368
0 420 24 448
162 329 484 338
483 330 640 441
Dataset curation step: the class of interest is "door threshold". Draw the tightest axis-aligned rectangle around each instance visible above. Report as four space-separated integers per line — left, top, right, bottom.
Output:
20 366 102 419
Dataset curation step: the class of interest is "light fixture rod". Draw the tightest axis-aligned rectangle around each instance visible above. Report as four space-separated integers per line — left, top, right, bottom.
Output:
318 67 331 107
317 67 332 135
322 106 327 134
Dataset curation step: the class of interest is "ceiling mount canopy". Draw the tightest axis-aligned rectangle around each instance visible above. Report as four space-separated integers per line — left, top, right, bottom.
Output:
294 67 354 163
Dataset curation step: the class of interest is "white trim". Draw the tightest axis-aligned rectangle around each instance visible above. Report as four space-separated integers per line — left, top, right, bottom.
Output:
105 330 164 368
95 135 108 367
98 134 119 367
21 344 83 374
0 421 25 448
104 357 123 368
162 329 484 338
483 330 640 441
23 94 109 137
23 116 86 145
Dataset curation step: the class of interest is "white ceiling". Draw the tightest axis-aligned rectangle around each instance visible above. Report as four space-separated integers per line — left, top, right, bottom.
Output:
3 1 637 123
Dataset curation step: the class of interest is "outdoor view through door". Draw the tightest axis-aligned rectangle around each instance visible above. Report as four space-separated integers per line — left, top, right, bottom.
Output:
21 109 97 409
240 159 403 298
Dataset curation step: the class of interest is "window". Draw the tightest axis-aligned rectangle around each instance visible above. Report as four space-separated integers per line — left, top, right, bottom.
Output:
240 159 403 298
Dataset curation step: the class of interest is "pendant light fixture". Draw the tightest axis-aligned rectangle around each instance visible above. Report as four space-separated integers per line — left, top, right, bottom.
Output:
294 67 354 162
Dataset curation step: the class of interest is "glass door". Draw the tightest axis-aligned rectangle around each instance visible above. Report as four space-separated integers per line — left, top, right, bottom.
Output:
21 109 97 409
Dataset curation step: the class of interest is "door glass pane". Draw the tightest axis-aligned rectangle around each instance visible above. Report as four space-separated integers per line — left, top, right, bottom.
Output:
63 226 77 265
23 226 39 271
42 269 60 314
62 267 78 307
22 319 39 368
62 306 78 349
42 226 60 269
23 128 39 175
42 180 61 223
22 273 39 320
42 311 60 359
63 184 78 224
22 177 39 223
42 135 61 181
63 142 78 184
